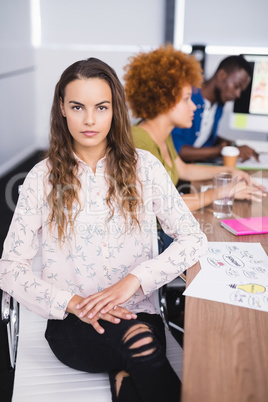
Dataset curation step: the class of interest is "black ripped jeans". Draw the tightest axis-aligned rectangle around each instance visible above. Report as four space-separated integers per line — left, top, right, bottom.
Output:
45 313 181 402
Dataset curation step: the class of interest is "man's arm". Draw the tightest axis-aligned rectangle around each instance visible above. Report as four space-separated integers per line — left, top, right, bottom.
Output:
216 136 259 162
179 143 227 162
179 138 259 163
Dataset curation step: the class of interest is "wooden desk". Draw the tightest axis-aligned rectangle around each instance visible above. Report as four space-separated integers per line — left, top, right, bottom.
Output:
182 177 268 402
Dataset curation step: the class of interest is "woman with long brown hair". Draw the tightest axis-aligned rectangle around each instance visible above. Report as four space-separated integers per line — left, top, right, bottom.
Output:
0 57 207 401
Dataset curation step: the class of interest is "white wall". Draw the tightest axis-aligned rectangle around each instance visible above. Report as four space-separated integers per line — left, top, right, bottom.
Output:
183 0 268 48
0 0 36 176
0 0 166 175
34 0 268 149
1 0 268 177
178 0 268 142
35 0 166 148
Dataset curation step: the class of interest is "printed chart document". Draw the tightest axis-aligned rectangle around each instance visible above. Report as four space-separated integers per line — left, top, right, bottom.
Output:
183 242 268 312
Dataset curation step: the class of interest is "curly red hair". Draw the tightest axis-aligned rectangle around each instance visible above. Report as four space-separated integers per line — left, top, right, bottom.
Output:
124 45 203 119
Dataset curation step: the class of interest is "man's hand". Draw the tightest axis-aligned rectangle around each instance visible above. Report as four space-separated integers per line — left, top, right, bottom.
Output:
237 145 259 162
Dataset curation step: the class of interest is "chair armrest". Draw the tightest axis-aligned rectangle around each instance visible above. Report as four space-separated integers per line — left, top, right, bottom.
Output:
1 291 20 368
1 290 11 323
158 285 169 329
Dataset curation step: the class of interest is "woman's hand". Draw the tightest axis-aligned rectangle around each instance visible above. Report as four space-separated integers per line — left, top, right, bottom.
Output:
231 169 252 185
67 294 138 334
213 176 266 204
233 180 267 202
75 274 141 320
230 169 267 194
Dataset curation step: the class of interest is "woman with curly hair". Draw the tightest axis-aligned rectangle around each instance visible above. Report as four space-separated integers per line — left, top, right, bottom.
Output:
0 57 208 401
124 45 264 215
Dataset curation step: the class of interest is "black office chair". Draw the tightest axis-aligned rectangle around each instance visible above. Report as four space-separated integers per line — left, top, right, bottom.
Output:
157 233 185 348
159 277 185 348
1 290 20 370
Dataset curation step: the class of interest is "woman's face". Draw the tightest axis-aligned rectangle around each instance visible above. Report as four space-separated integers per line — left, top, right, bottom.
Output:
169 84 196 128
60 77 113 159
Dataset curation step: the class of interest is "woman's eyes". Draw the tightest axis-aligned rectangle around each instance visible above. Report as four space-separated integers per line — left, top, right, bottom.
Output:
71 105 107 111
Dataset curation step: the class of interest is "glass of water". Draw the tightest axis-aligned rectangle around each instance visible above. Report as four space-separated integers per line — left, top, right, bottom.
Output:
213 172 236 219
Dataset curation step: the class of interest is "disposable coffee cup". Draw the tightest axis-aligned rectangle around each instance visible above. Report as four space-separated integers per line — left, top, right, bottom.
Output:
221 146 240 168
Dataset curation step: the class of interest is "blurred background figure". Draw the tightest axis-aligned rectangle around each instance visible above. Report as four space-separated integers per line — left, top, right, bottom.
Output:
171 55 259 163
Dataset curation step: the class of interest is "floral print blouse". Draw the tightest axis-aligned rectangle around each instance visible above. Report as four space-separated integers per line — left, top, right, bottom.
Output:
0 150 207 320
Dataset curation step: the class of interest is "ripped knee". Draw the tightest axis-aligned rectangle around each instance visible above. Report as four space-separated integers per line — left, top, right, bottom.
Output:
123 324 156 358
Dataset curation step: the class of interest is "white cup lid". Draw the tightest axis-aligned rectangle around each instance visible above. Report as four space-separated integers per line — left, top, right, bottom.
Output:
221 146 240 157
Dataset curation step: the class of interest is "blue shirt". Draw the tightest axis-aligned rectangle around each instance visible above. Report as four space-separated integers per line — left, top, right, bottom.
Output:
171 88 224 153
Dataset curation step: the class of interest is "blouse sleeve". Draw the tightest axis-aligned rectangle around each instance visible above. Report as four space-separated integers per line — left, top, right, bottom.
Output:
131 152 208 295
0 164 73 320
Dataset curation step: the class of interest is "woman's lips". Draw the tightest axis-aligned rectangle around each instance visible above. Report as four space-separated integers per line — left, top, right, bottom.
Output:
81 131 98 137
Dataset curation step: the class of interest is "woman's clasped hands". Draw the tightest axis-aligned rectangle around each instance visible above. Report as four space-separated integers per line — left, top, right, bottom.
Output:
67 273 141 334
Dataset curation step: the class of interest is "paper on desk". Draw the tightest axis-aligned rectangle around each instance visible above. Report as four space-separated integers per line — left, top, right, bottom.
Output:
236 153 268 170
183 242 268 312
236 139 268 154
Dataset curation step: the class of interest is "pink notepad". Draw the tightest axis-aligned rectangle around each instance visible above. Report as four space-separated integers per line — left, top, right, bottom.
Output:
221 217 268 236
